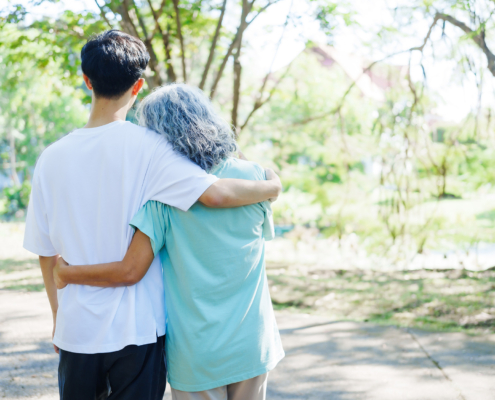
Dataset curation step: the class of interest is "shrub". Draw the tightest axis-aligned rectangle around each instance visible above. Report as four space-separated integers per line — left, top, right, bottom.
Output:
1 180 31 218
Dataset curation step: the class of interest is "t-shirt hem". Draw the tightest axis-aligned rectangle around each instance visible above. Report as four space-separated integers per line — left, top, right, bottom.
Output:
169 351 285 392
22 242 57 257
53 332 164 354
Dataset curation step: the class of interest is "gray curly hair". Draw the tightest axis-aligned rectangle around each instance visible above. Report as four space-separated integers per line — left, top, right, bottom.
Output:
136 83 237 171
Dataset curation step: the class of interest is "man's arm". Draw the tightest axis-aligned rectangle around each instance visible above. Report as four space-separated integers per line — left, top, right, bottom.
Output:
199 168 281 208
39 255 59 353
53 229 154 289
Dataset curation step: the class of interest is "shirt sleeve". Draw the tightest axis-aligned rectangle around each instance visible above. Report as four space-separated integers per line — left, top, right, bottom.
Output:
130 201 168 257
261 201 275 241
23 159 57 256
145 138 218 212
256 166 275 241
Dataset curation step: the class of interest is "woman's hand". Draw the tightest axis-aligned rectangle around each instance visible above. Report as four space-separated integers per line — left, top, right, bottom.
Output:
53 257 68 289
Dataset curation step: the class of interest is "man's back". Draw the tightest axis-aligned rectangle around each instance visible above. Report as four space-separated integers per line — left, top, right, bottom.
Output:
24 120 217 353
36 121 156 264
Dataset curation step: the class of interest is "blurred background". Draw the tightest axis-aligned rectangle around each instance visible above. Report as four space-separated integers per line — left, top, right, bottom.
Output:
0 0 494 334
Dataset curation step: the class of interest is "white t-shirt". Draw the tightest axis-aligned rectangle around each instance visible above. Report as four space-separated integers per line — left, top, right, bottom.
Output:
23 120 218 354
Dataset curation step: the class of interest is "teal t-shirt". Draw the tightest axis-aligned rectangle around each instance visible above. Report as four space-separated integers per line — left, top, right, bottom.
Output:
130 158 285 392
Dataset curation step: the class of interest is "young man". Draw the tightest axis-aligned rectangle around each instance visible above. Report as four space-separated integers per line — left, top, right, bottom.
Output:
23 30 281 400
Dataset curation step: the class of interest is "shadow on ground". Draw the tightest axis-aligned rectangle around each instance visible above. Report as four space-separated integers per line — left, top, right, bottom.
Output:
268 313 495 400
1 291 494 399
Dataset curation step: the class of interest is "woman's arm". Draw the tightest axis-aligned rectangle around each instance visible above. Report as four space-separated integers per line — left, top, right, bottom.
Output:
53 229 155 289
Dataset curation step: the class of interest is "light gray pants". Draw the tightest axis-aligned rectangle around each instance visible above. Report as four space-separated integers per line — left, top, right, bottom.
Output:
171 373 268 400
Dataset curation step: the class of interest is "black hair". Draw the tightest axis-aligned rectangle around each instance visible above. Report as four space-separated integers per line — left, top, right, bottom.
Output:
81 30 150 99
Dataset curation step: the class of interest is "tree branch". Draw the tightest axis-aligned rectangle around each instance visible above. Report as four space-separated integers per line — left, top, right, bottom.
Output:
290 48 412 126
209 0 256 98
435 12 495 77
231 0 252 131
128 0 164 87
239 0 293 131
240 61 293 131
146 0 177 82
289 13 444 127
288 9 494 126
232 51 242 133
116 1 162 88
117 0 141 38
148 0 168 37
172 0 187 82
246 0 283 25
255 0 291 101
133 4 150 39
94 0 113 28
199 0 227 90
410 13 440 52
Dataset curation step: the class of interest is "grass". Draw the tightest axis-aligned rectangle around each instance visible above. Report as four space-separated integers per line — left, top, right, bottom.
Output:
1 256 494 334
3 282 45 291
0 258 44 292
0 258 39 273
267 266 495 334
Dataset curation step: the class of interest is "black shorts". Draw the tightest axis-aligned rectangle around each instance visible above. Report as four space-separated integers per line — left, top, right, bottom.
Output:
58 335 166 400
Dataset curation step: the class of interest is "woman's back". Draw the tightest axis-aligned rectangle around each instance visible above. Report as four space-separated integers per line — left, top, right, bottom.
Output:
130 157 285 392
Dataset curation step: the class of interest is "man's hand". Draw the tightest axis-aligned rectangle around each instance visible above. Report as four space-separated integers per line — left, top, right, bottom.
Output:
265 168 282 203
53 258 68 289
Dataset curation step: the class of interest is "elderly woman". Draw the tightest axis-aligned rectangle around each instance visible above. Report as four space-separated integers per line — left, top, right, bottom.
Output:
54 84 285 400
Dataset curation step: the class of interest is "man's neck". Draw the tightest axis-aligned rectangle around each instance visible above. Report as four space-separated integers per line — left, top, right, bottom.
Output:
84 96 131 129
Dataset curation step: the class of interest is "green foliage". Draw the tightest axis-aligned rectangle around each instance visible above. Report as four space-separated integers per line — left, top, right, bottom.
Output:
0 23 89 192
1 6 107 96
1 180 31 217
268 267 495 332
2 0 495 267
312 0 355 41
240 43 495 261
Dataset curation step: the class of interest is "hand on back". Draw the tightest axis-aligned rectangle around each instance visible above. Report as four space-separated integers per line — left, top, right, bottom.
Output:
53 257 68 289
265 168 282 202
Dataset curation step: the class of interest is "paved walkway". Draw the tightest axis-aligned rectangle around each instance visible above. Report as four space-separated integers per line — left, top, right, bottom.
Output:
0 291 494 400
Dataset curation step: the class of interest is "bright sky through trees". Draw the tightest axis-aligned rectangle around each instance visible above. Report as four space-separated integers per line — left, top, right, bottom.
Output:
15 0 494 122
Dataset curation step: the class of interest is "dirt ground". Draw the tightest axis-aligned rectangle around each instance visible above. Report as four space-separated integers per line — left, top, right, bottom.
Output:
1 222 495 399
1 290 495 400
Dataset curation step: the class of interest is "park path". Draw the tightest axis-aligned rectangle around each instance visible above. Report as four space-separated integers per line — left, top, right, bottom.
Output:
0 290 494 400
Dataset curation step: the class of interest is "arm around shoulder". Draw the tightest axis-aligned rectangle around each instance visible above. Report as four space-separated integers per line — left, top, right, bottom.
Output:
199 168 282 208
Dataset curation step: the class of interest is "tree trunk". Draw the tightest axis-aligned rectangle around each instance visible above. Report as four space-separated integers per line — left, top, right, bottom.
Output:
232 51 242 135
146 0 178 83
163 22 178 83
130 0 164 87
117 0 163 88
172 0 187 82
210 0 254 99
199 0 227 90
9 129 20 187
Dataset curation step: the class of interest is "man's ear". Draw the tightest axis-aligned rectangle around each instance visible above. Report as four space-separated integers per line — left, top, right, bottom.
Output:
132 78 145 96
83 74 93 91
